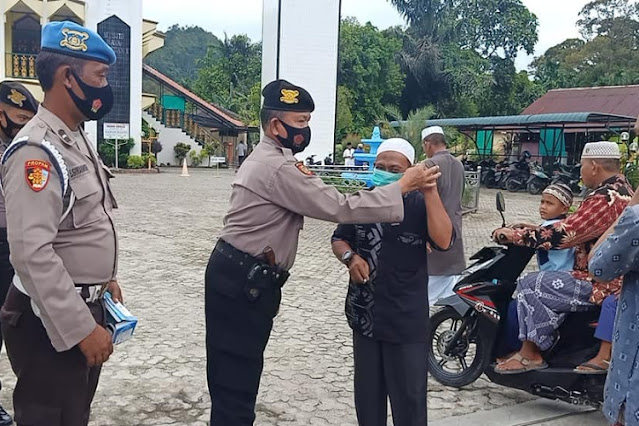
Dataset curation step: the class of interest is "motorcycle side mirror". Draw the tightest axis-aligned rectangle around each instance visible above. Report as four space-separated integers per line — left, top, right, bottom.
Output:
496 192 506 213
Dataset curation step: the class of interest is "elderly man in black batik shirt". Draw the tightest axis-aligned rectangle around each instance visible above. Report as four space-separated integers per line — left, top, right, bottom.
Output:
332 138 453 426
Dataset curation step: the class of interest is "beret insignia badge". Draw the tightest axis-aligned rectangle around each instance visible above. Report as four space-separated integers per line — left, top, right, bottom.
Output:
8 89 26 107
280 89 300 105
60 28 89 52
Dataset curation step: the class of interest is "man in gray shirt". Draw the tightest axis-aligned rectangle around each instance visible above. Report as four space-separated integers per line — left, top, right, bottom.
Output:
422 126 466 305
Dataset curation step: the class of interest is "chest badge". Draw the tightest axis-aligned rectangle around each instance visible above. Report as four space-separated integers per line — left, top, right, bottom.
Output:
25 160 51 192
295 161 313 176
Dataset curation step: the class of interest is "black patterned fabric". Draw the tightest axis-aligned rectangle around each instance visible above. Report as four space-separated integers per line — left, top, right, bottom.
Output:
332 191 431 343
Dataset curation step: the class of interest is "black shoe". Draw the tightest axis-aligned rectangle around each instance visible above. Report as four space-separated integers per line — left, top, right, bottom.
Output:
0 404 12 426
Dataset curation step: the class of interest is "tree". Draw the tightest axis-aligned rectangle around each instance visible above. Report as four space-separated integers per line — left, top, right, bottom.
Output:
531 0 639 90
338 19 405 136
336 85 355 142
193 34 262 124
174 142 191 164
144 25 222 85
388 0 539 117
377 105 436 159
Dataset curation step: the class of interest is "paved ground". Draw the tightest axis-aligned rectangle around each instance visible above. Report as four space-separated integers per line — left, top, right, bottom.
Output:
0 168 563 425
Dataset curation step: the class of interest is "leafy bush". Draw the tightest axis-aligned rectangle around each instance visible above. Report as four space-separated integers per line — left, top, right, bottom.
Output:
98 138 135 168
174 142 191 164
189 150 202 166
127 155 145 169
142 153 157 167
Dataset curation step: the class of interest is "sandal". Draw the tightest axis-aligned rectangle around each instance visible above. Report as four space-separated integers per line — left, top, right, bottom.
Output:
496 351 517 364
494 352 548 374
574 360 610 375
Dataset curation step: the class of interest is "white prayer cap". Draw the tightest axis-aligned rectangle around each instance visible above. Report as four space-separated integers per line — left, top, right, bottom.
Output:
421 126 445 141
581 141 621 159
377 138 415 164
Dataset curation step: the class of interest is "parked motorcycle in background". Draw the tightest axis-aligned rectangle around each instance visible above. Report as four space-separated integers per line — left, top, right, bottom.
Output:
305 154 322 166
551 163 582 194
527 162 551 195
504 151 532 192
324 154 334 166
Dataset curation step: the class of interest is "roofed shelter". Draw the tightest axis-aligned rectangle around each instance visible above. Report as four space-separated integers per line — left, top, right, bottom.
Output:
397 112 636 166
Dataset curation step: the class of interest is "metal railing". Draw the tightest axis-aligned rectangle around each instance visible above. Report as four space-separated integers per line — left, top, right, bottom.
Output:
308 165 371 193
463 166 481 214
6 53 37 79
310 164 482 211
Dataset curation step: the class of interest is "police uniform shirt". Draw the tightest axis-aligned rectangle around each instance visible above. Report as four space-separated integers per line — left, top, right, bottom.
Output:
220 136 405 270
1 105 118 352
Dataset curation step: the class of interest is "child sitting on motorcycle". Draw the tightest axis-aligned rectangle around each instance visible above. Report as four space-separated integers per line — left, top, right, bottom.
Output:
499 183 575 355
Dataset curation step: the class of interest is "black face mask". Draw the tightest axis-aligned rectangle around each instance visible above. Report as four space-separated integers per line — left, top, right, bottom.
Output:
1 111 22 138
67 70 114 121
275 119 311 154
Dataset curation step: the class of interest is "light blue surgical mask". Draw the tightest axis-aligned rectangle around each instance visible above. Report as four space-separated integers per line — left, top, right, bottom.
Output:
372 168 403 187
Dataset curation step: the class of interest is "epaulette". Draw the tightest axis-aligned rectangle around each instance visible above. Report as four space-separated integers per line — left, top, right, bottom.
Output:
2 136 69 197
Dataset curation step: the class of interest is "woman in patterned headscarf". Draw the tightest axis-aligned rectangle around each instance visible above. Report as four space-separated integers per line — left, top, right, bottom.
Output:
589 188 639 426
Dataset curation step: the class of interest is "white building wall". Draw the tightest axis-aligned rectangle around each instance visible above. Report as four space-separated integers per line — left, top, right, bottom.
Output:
84 0 143 154
261 0 340 161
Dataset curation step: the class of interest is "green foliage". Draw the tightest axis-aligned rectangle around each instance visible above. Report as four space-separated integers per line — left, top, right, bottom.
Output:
625 163 639 188
127 155 145 169
142 153 157 168
144 25 222 85
193 35 262 125
531 0 639 90
98 138 135 168
377 105 436 158
189 150 202 167
174 142 192 163
338 19 405 136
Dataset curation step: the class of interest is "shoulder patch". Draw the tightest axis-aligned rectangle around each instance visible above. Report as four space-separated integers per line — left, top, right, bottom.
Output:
25 160 51 192
295 161 313 176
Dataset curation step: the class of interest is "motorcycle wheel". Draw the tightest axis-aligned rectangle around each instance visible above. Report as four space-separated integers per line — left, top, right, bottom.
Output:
427 307 491 388
505 178 520 192
527 178 545 195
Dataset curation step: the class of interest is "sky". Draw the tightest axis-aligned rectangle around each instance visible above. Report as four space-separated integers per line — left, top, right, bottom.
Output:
142 0 588 70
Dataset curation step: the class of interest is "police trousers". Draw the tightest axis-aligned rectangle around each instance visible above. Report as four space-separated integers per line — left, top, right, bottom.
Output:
1 285 104 426
205 240 285 426
0 228 13 393
353 332 428 426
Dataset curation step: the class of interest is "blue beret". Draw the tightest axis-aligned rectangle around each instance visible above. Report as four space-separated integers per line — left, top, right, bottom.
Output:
40 21 117 65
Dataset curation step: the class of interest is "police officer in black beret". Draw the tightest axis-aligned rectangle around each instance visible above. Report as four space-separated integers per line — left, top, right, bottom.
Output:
0 80 37 426
205 79 440 424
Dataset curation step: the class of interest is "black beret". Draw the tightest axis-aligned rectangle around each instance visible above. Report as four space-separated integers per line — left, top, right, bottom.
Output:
262 79 315 112
0 81 38 113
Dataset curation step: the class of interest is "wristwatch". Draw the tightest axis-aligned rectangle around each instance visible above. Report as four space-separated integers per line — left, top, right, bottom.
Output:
341 250 355 266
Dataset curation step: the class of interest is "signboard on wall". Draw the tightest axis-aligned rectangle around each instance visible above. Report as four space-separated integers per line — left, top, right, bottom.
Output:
103 122 130 140
97 15 131 142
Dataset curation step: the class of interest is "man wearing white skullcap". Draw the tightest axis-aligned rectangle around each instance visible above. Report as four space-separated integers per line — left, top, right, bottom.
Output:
421 126 466 305
331 137 454 425
493 141 634 374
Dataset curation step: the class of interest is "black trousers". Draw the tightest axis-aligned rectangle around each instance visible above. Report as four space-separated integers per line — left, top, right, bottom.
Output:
353 332 428 426
1 286 104 426
0 229 14 393
205 244 282 425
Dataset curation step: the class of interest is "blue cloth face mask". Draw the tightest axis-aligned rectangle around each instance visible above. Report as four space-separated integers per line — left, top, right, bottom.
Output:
372 168 403 187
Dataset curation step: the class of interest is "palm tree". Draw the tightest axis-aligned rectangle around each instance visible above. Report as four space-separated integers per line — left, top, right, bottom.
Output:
377 105 435 159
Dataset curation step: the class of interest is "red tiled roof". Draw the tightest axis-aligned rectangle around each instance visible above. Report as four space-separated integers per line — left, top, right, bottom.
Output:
142 64 246 128
522 85 639 118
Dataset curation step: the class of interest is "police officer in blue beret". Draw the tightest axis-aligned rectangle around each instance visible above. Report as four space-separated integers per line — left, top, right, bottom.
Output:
0 21 122 426
0 81 37 426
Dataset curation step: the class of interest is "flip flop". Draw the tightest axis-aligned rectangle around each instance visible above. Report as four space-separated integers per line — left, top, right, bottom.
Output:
574 360 609 375
496 351 517 364
494 353 548 374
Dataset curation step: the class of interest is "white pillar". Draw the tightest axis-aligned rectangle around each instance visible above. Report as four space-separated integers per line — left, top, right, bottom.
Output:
261 0 340 160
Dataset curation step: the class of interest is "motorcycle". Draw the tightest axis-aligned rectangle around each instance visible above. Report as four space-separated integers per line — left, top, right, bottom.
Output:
484 160 510 189
305 155 322 166
504 159 531 192
552 163 582 194
427 193 605 407
324 154 334 166
526 163 551 195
